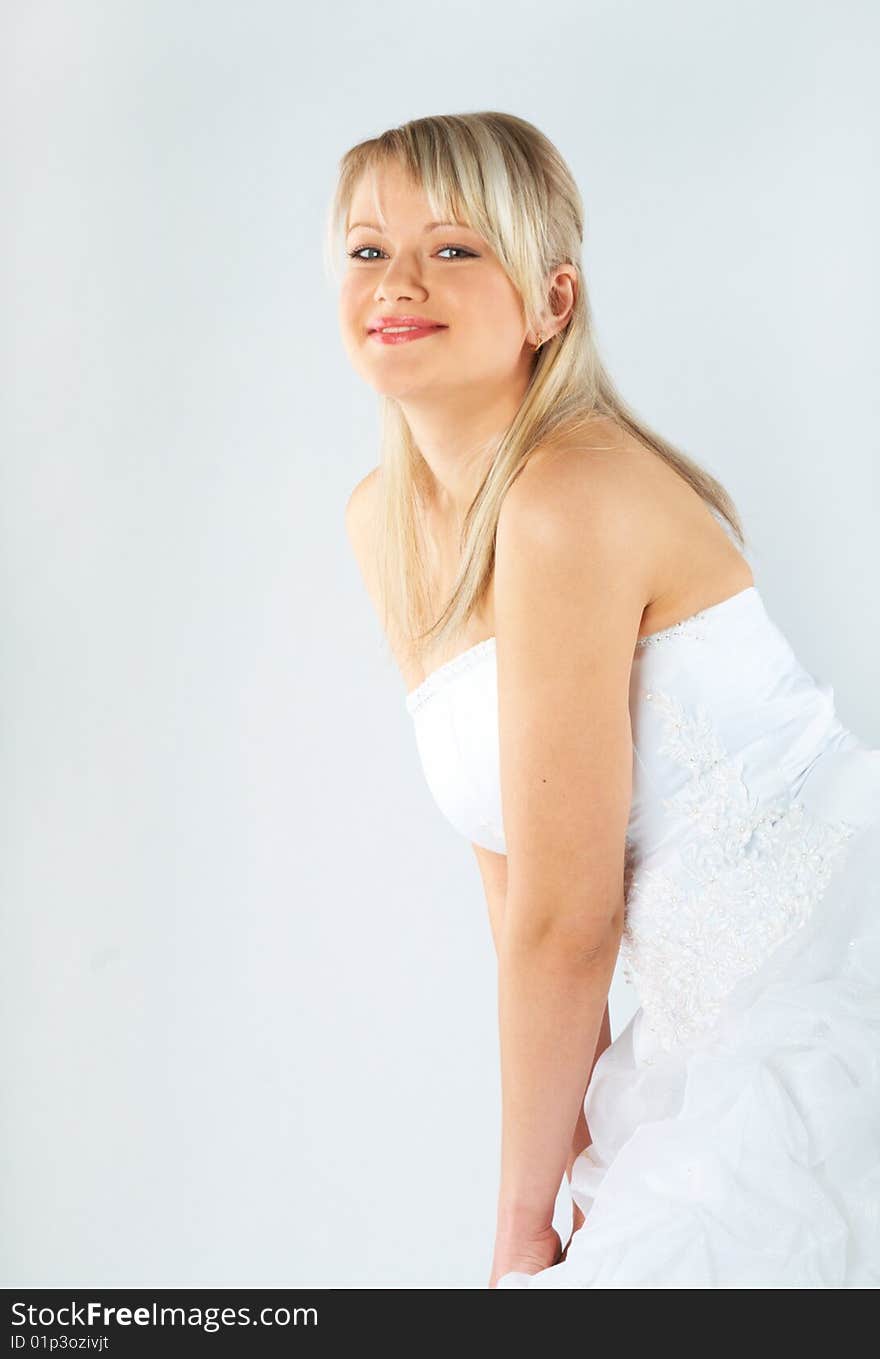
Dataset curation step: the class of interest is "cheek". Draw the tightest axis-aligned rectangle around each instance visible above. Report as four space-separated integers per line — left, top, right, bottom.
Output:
338 276 363 327
460 292 525 357
459 276 523 329
488 280 526 327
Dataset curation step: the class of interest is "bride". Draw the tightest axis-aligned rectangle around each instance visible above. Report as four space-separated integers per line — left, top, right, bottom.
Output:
329 110 880 1288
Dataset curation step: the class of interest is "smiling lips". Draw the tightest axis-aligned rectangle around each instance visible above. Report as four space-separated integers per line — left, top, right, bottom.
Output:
367 314 448 346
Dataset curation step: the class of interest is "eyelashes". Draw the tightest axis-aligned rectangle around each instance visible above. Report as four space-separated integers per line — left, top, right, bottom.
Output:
346 245 477 262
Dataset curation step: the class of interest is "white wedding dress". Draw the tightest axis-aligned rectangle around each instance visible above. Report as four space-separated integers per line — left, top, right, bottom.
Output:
404 585 880 1288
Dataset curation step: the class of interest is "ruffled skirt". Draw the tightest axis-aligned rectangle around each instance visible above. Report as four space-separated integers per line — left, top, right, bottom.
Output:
497 813 880 1288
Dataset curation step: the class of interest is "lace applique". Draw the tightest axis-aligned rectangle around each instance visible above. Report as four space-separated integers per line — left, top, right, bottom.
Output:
405 638 496 715
621 689 857 1053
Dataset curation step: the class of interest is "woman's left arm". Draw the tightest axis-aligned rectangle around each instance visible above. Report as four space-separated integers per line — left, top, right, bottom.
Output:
489 445 655 1285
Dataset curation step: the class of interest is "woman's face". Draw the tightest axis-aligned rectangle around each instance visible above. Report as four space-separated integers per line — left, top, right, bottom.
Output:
338 160 535 402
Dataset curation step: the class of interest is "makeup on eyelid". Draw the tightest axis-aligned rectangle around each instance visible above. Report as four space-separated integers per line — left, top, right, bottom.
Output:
347 245 477 261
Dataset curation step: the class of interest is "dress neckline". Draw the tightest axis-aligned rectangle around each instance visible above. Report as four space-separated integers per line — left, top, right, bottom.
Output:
404 583 759 715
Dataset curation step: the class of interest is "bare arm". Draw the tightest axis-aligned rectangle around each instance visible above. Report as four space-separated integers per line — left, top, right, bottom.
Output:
472 840 613 1190
491 447 648 1247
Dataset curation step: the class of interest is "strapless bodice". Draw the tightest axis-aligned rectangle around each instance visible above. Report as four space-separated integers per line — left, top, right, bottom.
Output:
404 585 880 1053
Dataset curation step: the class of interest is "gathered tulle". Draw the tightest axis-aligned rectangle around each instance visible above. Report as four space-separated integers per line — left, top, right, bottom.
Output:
497 816 880 1289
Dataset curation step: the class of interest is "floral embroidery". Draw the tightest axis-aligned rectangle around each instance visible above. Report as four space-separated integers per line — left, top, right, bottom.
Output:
621 689 857 1052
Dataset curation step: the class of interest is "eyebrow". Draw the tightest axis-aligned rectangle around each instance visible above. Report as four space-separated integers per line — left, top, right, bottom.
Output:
345 219 471 236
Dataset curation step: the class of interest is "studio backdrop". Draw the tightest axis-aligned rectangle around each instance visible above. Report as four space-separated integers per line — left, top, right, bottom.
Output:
3 0 877 1288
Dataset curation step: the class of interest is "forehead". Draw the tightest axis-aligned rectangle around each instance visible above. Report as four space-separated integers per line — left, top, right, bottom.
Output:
346 160 464 232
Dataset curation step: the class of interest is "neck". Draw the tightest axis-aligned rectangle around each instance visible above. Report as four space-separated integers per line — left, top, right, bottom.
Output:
400 367 532 521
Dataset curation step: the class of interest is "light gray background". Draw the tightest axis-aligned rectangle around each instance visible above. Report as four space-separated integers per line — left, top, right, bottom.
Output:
3 0 877 1289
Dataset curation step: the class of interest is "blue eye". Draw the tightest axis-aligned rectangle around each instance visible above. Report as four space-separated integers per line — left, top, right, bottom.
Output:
347 244 476 261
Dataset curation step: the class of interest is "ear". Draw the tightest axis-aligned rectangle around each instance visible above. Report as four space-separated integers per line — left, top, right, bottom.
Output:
547 264 578 331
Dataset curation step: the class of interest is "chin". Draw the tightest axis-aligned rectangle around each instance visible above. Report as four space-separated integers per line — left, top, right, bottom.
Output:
359 363 444 400
369 378 429 400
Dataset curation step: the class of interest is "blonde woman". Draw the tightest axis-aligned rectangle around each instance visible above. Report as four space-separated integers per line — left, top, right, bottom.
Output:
330 112 880 1288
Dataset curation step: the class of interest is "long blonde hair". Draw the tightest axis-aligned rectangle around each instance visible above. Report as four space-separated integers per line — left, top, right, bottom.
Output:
325 111 747 664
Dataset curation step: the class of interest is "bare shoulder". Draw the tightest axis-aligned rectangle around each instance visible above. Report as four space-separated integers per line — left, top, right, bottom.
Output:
499 417 665 600
505 416 667 515
344 465 383 599
500 416 753 630
344 465 381 561
344 466 421 688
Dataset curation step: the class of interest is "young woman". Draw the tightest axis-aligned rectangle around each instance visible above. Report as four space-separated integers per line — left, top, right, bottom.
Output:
329 111 880 1288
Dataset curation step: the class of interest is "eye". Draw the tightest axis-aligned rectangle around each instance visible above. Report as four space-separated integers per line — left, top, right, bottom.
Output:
346 244 477 261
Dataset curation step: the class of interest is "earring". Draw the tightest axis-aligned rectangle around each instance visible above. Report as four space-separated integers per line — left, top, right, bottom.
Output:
534 332 545 352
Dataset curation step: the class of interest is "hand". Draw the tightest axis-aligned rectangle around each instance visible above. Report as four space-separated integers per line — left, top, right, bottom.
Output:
488 1223 563 1288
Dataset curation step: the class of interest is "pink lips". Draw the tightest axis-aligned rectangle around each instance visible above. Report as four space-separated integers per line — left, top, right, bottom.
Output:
368 326 447 346
367 314 448 346
367 314 446 331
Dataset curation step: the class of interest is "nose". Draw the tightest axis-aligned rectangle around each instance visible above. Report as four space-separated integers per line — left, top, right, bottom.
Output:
373 250 428 303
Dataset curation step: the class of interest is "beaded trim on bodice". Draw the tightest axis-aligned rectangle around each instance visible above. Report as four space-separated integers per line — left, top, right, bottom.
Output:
633 614 710 648
405 637 497 715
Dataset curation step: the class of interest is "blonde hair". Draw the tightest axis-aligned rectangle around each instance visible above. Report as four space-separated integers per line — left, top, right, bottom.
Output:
325 111 747 664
